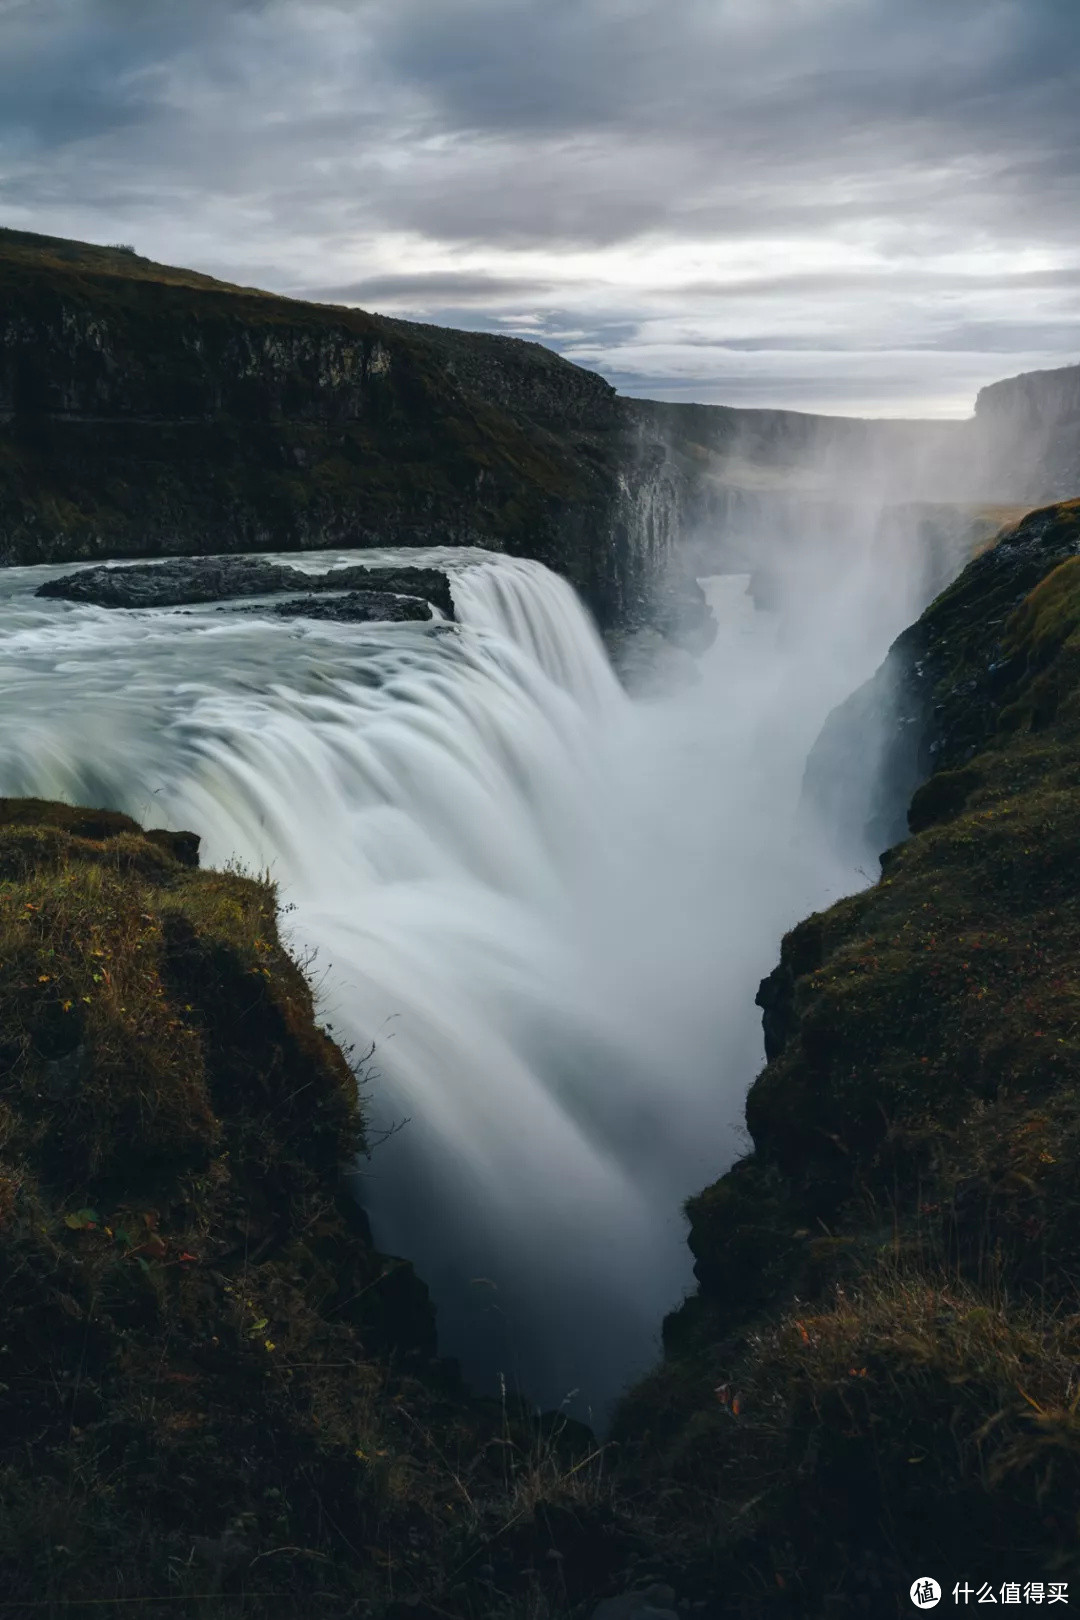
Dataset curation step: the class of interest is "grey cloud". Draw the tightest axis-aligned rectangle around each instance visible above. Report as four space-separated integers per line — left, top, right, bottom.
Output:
373 0 1055 138
703 324 1080 356
299 271 557 307
5 0 1078 247
2 0 1080 413
670 266 1080 300
602 369 973 414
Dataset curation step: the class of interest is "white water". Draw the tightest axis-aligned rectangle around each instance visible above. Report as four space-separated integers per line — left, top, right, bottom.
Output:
0 541 907 1415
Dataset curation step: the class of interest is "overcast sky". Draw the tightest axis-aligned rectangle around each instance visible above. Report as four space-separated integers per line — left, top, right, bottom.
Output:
2 0 1079 417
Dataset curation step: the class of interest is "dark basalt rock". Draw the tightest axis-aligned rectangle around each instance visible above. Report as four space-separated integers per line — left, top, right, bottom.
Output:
320 565 456 619
37 557 313 607
802 498 1080 860
647 573 717 655
250 589 433 623
2 226 978 642
37 556 456 619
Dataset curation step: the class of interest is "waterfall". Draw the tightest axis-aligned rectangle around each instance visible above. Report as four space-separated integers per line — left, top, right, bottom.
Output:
0 543 891 1415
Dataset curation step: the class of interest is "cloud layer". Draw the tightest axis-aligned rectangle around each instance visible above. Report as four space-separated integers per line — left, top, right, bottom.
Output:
2 0 1079 415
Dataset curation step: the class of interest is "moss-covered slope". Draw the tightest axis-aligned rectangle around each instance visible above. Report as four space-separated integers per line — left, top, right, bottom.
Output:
615 501 1080 1614
0 800 632 1618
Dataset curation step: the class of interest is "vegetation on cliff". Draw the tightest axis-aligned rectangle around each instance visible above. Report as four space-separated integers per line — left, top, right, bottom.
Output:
0 227 660 630
0 800 642 1619
614 502 1080 1614
0 225 1008 642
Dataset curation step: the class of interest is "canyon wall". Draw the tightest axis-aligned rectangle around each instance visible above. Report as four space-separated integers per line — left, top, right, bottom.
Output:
3 227 1080 639
0 229 637 625
974 362 1080 501
616 498 1080 1610
0 227 1015 637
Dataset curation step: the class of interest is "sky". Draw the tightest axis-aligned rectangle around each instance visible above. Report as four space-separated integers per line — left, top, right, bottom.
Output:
1 0 1079 418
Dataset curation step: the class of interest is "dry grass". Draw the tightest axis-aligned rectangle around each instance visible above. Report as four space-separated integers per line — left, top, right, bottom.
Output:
0 800 650 1619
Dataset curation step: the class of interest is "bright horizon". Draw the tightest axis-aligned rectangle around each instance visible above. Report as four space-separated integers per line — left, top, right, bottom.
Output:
3 0 1079 419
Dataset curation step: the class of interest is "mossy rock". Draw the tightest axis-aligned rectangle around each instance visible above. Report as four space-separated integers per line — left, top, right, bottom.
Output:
616 501 1080 1611
0 800 637 1616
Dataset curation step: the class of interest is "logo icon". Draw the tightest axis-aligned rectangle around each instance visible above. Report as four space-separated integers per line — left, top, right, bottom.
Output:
910 1579 942 1609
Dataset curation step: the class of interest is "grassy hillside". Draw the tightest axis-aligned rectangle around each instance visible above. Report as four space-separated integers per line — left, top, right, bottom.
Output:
614 501 1080 1614
0 229 278 297
0 800 642 1619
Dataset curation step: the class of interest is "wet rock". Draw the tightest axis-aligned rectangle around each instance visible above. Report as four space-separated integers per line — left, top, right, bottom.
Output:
319 566 456 619
649 574 717 655
37 558 456 619
236 590 434 623
37 557 312 608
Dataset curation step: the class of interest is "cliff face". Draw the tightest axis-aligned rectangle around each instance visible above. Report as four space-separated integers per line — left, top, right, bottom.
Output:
0 224 1038 644
0 797 647 1617
974 362 1080 501
5 224 1080 661
0 227 685 632
616 500 1080 1613
804 498 1080 858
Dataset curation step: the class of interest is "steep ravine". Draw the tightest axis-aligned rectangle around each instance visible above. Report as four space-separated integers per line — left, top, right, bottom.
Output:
0 225 1040 648
614 500 1080 1613
0 799 656 1618
7 227 1080 1615
7 508 1080 1617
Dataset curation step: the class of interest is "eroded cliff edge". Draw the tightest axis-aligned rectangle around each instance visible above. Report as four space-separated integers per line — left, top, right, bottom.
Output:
0 225 975 644
0 800 650 1617
615 501 1080 1612
0 228 677 633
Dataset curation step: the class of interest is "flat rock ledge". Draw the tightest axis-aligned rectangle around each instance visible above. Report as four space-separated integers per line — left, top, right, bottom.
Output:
36 557 456 619
226 590 434 624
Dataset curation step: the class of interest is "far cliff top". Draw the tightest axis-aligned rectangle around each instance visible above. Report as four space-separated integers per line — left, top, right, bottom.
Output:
0 226 274 298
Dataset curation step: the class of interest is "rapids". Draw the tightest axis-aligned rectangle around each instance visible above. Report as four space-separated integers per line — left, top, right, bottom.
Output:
0 542 899 1416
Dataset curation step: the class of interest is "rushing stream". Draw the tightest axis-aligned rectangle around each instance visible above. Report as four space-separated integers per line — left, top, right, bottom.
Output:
0 541 914 1416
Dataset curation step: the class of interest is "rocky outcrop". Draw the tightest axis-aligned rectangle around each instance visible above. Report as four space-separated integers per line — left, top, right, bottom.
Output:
0 227 667 633
616 499 1080 1613
803 499 1080 858
602 626 701 699
0 795 661 1617
8 227 1080 660
237 589 434 623
37 555 456 617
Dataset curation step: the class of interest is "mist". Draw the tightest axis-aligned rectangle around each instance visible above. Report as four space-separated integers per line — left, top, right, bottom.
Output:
0 480 967 1420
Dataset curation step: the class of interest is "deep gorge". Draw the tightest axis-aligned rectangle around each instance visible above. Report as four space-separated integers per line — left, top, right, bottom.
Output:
3 227 1080 1617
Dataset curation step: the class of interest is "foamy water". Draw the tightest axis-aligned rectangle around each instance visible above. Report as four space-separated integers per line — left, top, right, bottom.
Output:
0 541 912 1412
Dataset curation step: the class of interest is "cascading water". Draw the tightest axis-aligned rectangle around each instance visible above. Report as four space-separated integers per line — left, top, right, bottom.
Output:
0 538 915 1416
